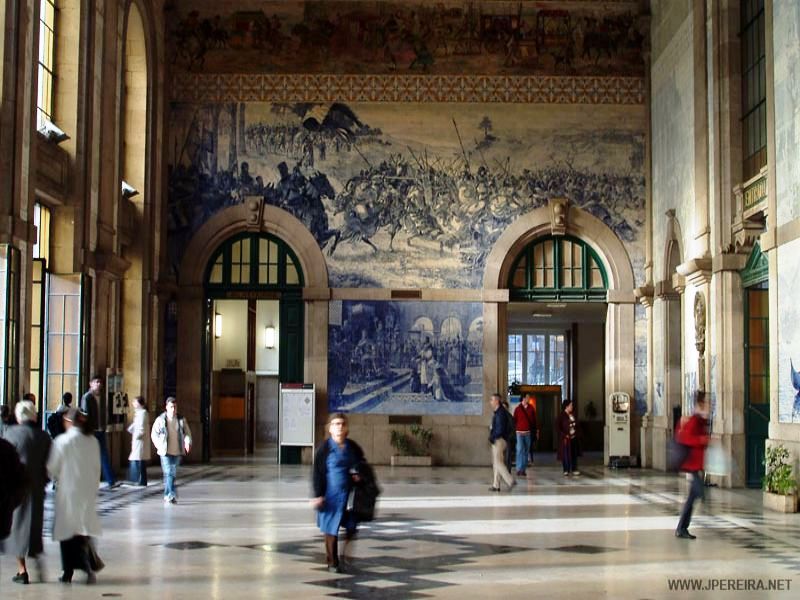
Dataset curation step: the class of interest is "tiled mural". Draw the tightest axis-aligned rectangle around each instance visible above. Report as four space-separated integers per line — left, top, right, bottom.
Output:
169 0 647 76
328 300 483 415
774 0 800 228
778 237 800 423
167 102 646 289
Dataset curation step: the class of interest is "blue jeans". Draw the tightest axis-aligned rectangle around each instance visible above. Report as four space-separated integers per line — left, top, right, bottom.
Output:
94 431 116 485
516 432 531 472
677 471 705 532
160 455 181 499
128 460 148 486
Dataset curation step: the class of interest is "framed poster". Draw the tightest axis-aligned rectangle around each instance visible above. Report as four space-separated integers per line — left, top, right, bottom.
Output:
279 383 315 462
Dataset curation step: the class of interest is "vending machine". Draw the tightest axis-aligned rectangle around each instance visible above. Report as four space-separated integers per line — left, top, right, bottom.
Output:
607 392 631 467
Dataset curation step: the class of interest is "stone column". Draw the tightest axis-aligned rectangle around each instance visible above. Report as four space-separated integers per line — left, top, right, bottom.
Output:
710 253 747 487
635 284 654 468
604 296 636 466
303 288 330 450
176 284 204 462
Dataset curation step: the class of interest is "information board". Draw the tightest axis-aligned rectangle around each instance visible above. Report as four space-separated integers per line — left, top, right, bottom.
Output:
279 384 315 451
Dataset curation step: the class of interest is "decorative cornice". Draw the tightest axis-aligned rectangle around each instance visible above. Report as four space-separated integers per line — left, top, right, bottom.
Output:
676 258 712 287
170 74 646 105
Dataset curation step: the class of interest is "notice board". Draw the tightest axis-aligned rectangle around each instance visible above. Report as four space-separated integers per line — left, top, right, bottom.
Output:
279 383 315 456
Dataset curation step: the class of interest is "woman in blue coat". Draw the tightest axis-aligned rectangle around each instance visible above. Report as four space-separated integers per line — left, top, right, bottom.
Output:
311 412 364 573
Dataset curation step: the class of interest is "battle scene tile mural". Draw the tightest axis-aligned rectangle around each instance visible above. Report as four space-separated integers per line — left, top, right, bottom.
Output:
328 300 483 415
169 0 648 77
167 102 646 289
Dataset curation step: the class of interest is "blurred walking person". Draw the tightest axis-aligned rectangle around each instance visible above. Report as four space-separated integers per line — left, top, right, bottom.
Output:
311 413 365 573
47 407 103 584
1 400 51 584
126 396 150 486
675 391 710 539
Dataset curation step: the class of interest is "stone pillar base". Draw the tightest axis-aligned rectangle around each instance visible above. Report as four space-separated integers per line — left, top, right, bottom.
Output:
640 413 653 468
651 424 670 471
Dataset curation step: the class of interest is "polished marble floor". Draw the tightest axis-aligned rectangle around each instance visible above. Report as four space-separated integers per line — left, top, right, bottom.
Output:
1 454 799 599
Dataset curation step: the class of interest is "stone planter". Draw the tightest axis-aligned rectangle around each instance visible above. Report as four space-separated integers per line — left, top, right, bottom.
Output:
390 455 432 467
763 491 798 513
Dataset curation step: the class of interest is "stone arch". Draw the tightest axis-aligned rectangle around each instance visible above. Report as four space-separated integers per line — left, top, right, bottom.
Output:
483 205 635 293
179 203 329 289
663 210 684 283
175 203 329 460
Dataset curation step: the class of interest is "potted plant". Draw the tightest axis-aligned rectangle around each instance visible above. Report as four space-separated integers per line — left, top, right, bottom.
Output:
390 425 433 466
762 444 798 513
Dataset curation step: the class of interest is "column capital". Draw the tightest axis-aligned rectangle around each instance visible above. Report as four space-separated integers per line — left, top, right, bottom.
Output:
634 284 654 308
677 258 712 287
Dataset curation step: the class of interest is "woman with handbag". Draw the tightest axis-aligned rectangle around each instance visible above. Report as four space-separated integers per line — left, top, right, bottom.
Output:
310 412 365 573
556 400 580 476
47 407 103 584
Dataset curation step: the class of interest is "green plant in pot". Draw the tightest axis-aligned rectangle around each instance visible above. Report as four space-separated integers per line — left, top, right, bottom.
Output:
762 444 798 513
763 445 797 494
390 425 433 465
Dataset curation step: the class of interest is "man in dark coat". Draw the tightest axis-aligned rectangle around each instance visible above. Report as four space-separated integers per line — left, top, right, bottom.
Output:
80 375 116 487
488 393 516 492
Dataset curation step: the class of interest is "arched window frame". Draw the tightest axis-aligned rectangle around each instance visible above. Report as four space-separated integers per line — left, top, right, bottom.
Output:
204 232 304 291
508 235 608 301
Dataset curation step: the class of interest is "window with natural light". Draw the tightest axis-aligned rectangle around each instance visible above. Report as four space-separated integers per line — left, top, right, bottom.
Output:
37 0 57 131
508 332 566 386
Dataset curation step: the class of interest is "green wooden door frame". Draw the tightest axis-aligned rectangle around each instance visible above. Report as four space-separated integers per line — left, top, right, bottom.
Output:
742 244 769 488
508 234 608 302
200 232 305 462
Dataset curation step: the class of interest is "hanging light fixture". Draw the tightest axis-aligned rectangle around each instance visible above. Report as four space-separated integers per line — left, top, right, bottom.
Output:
215 312 222 339
264 325 276 349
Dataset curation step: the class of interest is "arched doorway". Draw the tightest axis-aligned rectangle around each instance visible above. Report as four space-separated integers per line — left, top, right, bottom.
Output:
202 232 304 459
484 202 636 465
177 202 329 462
505 234 609 454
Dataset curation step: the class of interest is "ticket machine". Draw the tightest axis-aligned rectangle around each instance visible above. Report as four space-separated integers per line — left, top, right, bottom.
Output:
608 392 631 467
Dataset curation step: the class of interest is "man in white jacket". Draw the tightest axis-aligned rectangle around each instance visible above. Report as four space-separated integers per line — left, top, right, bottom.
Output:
150 397 192 504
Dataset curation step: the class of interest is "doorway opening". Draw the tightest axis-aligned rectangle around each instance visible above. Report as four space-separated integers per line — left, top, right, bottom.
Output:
742 244 769 488
201 232 304 461
508 303 607 454
210 299 280 458
506 235 608 455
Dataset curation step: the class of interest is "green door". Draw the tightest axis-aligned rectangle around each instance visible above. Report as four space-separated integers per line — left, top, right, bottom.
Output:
744 286 769 488
279 292 304 383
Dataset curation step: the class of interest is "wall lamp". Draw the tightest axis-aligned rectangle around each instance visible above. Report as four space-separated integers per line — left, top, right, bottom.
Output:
214 312 222 339
264 325 276 349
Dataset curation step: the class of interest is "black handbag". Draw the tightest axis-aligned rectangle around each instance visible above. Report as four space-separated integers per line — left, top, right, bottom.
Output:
347 461 381 522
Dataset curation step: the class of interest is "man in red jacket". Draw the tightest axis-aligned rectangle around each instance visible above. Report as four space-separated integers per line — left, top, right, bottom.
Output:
675 391 710 539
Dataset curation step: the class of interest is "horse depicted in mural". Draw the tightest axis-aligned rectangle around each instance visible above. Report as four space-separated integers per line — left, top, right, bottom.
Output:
263 163 340 251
